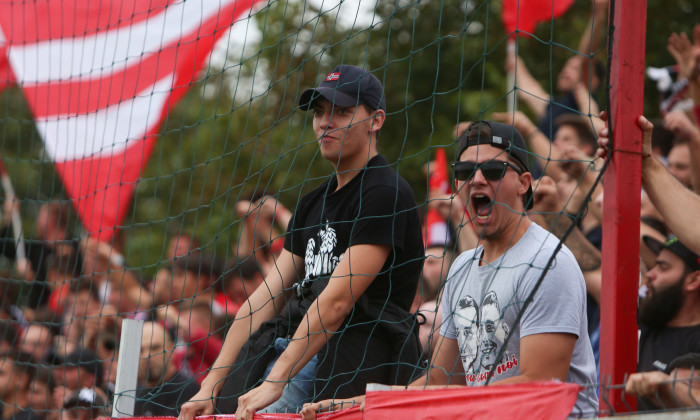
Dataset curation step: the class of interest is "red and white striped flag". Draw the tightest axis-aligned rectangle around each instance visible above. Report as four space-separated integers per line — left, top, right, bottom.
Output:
0 0 262 241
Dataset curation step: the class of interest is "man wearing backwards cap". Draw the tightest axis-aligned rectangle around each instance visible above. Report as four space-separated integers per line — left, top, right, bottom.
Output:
421 120 596 414
629 236 700 410
179 64 424 420
300 120 598 419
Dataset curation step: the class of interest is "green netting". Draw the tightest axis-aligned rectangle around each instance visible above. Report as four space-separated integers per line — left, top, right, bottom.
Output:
0 0 697 418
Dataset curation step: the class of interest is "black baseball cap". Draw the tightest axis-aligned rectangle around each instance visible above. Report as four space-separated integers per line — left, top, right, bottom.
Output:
65 348 104 388
643 236 700 272
299 65 386 111
457 120 533 210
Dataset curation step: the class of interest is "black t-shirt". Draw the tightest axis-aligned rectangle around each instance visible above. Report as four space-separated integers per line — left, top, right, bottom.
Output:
133 372 200 417
283 154 424 317
215 156 425 412
637 324 700 410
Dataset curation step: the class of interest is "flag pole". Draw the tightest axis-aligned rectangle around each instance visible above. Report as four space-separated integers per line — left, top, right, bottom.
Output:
0 160 25 261
507 38 516 113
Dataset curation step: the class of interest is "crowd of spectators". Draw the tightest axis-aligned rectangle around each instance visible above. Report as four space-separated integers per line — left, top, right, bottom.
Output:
0 2 700 418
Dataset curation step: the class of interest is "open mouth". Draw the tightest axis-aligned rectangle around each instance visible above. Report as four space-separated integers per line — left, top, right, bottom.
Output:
471 194 493 221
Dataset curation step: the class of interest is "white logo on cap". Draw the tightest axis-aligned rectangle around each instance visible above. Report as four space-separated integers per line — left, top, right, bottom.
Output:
492 135 503 144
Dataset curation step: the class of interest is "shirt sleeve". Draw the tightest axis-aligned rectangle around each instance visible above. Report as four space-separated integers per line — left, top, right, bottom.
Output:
518 248 585 339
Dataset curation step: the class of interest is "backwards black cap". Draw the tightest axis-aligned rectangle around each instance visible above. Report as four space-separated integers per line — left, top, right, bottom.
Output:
457 120 533 210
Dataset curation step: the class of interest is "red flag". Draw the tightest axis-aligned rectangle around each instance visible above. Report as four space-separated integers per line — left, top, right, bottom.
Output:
0 47 14 91
428 148 450 194
501 0 575 36
363 382 581 420
0 0 263 241
425 148 453 247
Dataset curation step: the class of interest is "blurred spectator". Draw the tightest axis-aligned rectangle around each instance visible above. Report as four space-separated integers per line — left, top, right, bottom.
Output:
663 110 700 192
0 349 38 420
62 280 114 354
95 332 119 397
635 236 700 411
597 27 700 255
505 0 608 140
60 388 108 420
413 244 454 356
649 118 676 162
0 322 18 353
412 244 453 311
597 115 700 255
58 348 105 400
216 256 264 316
235 194 292 276
43 252 82 317
665 141 693 190
167 233 201 261
134 322 199 417
79 238 147 314
0 201 81 308
19 322 54 365
169 254 223 314
26 367 55 420
552 114 598 158
159 300 224 383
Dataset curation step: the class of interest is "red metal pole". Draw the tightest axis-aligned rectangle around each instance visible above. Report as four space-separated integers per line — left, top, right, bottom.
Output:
599 0 647 414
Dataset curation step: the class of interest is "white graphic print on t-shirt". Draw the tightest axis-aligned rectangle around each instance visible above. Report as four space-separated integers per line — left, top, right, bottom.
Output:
303 222 344 283
454 291 514 379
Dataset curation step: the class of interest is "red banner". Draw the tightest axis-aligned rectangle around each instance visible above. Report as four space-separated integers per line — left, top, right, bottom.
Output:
117 382 580 420
363 383 580 420
501 0 575 36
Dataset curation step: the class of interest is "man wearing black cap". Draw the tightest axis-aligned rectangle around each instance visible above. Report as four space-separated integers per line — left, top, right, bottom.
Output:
634 236 700 410
179 65 424 420
423 121 596 412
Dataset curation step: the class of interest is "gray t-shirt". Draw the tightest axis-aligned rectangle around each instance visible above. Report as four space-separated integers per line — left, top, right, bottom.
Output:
441 222 598 416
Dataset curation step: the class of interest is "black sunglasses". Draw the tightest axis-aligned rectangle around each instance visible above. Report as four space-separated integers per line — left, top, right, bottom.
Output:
452 160 523 181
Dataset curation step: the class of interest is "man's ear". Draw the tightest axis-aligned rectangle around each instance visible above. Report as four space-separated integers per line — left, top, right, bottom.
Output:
518 172 532 196
685 270 700 292
369 109 386 134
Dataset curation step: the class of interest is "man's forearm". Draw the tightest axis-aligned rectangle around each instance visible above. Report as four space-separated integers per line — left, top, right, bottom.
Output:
200 251 297 394
200 293 280 394
643 157 700 254
265 296 348 384
540 213 601 272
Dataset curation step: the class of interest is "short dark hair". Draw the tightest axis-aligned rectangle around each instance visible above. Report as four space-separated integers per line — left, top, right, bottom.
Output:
553 114 597 154
65 348 104 388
